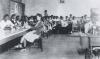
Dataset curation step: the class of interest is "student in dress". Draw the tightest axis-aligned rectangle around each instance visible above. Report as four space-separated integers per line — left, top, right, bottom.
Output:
20 14 44 51
0 14 14 30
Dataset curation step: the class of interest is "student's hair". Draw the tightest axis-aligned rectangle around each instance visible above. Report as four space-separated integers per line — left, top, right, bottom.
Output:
69 14 72 17
36 13 42 17
41 17 45 22
11 14 16 19
44 10 47 12
29 16 33 20
16 16 20 21
3 14 9 19
84 14 87 17
60 16 63 20
33 16 37 19
55 16 58 19
53 16 55 19
66 16 68 19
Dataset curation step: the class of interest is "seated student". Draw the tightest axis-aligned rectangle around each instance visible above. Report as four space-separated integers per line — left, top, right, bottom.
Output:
10 14 17 25
28 16 34 26
20 15 27 26
33 16 38 24
60 16 68 27
65 16 68 21
15 15 22 26
20 14 44 50
0 14 14 30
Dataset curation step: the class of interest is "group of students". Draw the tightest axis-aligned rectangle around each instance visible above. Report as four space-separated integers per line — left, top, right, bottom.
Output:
0 10 95 50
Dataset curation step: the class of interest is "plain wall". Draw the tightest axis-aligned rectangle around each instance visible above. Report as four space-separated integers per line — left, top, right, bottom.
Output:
23 0 100 17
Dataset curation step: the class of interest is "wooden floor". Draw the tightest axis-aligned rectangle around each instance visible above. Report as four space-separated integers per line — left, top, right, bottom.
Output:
0 34 85 59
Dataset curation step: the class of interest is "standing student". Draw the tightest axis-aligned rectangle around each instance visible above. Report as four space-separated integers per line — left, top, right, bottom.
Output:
44 10 48 16
68 14 73 21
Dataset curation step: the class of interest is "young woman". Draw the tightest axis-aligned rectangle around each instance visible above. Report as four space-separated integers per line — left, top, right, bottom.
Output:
20 14 44 51
10 14 17 25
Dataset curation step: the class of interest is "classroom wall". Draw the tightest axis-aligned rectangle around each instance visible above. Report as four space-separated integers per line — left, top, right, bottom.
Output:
0 0 99 20
23 0 100 17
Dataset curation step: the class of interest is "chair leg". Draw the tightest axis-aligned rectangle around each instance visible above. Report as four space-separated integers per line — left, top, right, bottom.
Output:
38 38 43 52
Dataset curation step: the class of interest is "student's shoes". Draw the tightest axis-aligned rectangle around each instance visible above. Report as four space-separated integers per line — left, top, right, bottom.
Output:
20 48 27 52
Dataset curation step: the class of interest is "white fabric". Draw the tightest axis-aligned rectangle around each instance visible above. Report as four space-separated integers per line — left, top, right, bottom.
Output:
21 30 40 43
61 20 68 27
0 20 14 30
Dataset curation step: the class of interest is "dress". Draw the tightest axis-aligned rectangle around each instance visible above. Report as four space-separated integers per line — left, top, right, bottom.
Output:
20 21 44 43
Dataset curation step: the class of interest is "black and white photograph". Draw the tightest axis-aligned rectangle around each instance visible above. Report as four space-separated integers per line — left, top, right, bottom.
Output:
0 0 100 59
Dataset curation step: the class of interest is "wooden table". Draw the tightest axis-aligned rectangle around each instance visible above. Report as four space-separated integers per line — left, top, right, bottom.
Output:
0 28 31 52
0 28 30 45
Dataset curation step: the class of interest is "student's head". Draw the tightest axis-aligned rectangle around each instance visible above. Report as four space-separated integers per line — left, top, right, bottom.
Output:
69 14 72 17
33 16 37 21
16 16 20 21
47 16 50 20
53 16 55 19
66 16 68 19
60 16 63 20
44 10 47 13
41 17 45 22
36 13 42 21
55 16 58 19
51 15 53 19
29 16 33 20
3 14 10 21
11 14 16 20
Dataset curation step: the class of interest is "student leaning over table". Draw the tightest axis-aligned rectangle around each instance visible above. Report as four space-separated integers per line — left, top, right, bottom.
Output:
0 14 14 30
